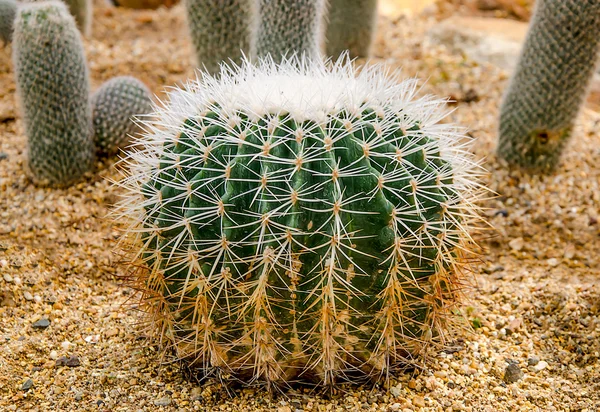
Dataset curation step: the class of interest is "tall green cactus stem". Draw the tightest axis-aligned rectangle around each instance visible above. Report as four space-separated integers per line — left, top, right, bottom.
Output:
92 76 153 157
116 58 483 387
253 0 326 63
13 1 94 187
0 0 16 45
325 0 378 60
497 0 600 172
184 0 255 75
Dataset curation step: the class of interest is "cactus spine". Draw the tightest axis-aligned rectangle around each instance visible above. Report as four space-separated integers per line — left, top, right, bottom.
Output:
184 0 256 75
325 0 378 60
497 0 600 172
252 0 326 63
116 58 483 387
92 76 153 156
13 1 94 187
0 0 16 45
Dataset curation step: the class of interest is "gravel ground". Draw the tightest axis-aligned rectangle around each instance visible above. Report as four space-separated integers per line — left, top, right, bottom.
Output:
0 2 598 411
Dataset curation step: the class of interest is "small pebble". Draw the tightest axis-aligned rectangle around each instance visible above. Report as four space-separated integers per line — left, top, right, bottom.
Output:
32 318 50 329
527 356 540 366
21 379 33 391
508 237 524 251
390 384 402 397
56 355 81 367
503 363 524 383
23 291 33 301
154 396 171 406
532 361 548 372
412 395 425 408
3 274 13 283
75 391 83 401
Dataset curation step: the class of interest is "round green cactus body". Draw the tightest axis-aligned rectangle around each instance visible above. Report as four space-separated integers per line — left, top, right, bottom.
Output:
0 0 17 45
13 1 94 187
92 76 153 157
184 0 255 75
252 0 326 63
118 58 482 387
497 0 600 172
325 0 378 60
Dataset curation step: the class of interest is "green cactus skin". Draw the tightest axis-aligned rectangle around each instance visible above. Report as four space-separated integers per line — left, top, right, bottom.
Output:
13 1 94 187
0 0 16 45
117 58 482 387
184 0 256 75
23 0 92 36
325 0 378 60
497 0 600 172
253 0 326 63
91 76 153 157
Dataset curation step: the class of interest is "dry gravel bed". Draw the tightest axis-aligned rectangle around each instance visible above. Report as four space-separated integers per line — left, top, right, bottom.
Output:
0 2 598 411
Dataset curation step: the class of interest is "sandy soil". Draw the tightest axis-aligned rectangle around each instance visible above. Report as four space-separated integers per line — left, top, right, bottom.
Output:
0 2 598 411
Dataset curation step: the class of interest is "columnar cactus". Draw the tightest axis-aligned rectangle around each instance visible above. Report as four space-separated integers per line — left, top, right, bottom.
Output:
13 1 94 187
117 58 483 387
184 0 256 75
252 0 326 63
65 0 92 36
497 0 600 172
92 76 153 157
0 0 16 45
325 0 378 60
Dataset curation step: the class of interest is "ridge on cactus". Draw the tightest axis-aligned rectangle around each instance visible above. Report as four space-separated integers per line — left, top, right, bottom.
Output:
325 0 378 60
115 56 484 388
91 76 153 157
252 0 326 64
497 0 600 172
184 0 256 75
0 0 17 45
13 1 95 187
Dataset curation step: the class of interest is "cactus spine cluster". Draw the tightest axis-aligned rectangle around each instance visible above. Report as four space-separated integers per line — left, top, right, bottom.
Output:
92 76 153 157
13 1 95 187
116 58 483 387
497 0 600 172
184 0 256 75
252 0 326 63
0 0 16 45
325 0 378 60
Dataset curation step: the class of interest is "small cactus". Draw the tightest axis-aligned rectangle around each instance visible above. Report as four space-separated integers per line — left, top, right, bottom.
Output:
13 1 94 187
252 0 326 63
184 0 256 75
325 0 378 60
497 0 600 172
0 0 16 45
91 76 153 157
116 57 484 388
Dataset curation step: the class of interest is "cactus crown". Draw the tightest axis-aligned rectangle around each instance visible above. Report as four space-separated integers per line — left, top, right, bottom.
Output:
116 57 484 387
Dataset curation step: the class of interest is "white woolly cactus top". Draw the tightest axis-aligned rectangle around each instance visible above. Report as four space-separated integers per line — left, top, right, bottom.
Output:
133 57 479 179
117 57 485 386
